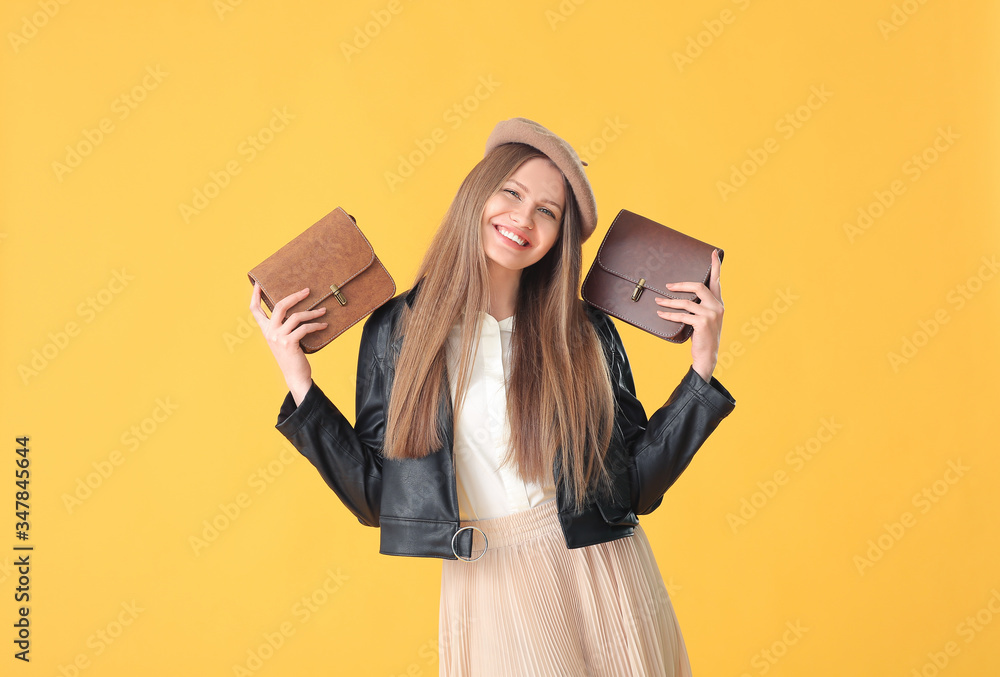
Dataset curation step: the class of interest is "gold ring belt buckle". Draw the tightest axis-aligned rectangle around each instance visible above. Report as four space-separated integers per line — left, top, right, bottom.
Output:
451 525 488 562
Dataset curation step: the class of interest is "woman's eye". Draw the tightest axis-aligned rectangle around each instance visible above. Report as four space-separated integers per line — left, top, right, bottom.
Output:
502 188 556 218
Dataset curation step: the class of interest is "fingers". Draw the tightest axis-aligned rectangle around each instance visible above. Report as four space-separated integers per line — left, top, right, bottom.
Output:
655 296 698 324
663 281 719 308
268 310 328 356
654 303 708 329
265 306 327 343
709 248 723 304
287 319 329 343
284 306 328 335
250 284 324 340
664 250 724 309
658 252 724 356
249 282 269 330
655 296 698 313
271 287 311 327
655 294 722 326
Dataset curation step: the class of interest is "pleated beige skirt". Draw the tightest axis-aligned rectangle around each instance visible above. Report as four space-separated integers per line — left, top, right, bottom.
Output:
438 497 693 677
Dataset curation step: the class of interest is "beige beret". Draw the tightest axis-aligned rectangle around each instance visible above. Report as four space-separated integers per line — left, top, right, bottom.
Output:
484 117 598 243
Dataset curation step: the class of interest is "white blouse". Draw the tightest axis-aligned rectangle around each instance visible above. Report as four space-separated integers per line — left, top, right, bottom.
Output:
445 311 558 521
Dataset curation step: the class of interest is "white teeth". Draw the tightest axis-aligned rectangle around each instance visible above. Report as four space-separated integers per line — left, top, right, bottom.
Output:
497 225 527 246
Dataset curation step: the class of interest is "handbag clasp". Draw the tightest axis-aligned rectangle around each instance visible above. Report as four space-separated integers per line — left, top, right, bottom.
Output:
330 283 347 306
631 277 647 302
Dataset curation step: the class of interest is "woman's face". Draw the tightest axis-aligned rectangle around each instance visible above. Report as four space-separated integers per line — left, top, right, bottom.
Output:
480 156 566 274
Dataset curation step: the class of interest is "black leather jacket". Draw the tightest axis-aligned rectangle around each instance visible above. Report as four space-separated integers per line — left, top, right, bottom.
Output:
275 282 736 560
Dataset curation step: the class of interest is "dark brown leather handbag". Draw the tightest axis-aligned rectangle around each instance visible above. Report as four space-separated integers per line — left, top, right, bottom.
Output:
582 209 723 343
247 207 396 353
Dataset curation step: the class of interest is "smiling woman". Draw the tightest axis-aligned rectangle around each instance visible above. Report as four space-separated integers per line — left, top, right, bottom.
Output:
252 117 736 676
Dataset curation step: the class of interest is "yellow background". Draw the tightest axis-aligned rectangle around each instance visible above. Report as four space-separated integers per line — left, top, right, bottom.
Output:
3 0 999 675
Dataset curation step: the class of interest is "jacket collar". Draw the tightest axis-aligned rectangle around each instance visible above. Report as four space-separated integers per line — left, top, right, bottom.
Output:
403 279 422 308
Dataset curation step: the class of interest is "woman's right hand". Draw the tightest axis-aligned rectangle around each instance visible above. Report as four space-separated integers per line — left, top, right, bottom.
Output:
250 282 328 406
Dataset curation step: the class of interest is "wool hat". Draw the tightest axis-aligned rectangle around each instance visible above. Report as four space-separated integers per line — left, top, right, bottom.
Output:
484 117 598 243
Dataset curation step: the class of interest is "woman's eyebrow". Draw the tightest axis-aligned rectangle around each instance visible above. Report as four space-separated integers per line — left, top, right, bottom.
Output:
509 179 563 210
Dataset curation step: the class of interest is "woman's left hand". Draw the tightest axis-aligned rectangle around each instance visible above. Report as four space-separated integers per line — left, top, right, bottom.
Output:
653 248 724 384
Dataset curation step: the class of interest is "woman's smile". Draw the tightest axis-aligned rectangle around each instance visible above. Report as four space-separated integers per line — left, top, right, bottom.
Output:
494 223 531 248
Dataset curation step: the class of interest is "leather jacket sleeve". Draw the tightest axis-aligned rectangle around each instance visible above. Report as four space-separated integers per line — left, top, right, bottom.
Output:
603 314 737 516
273 312 386 527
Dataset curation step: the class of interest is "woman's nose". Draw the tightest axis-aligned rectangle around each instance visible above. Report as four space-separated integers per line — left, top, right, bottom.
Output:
510 203 533 227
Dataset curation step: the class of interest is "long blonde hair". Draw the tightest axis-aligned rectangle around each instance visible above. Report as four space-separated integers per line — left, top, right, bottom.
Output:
382 142 618 514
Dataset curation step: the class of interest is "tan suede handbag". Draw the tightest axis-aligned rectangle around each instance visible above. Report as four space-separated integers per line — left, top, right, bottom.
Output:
247 207 396 353
582 209 723 343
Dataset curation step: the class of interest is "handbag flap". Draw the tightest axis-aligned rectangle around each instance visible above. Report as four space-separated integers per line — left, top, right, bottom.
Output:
249 207 377 312
594 209 719 300
299 208 376 309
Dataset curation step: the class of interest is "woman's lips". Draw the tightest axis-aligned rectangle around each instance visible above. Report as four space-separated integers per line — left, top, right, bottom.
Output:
494 223 529 247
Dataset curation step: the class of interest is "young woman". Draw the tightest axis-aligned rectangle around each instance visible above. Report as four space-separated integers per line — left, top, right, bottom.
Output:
250 117 736 676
